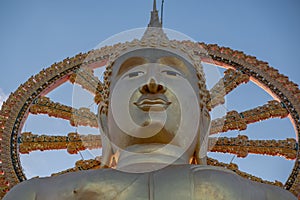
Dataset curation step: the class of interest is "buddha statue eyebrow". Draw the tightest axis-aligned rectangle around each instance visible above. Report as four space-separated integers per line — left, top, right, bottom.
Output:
117 57 148 76
158 56 190 76
116 55 192 78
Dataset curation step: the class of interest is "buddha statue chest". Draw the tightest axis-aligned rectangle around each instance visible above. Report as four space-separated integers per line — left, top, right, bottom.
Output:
8 164 294 200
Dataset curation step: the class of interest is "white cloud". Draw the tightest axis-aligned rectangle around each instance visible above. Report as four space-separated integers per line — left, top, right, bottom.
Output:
0 88 8 110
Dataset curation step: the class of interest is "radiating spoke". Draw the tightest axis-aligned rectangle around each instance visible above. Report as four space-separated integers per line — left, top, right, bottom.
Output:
240 100 289 124
207 157 284 187
19 132 101 154
19 130 297 160
208 69 250 109
69 68 104 102
209 135 297 159
210 100 289 134
51 158 101 177
29 97 98 128
210 110 247 134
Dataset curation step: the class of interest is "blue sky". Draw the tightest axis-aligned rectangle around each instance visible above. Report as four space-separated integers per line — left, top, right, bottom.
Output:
0 0 299 183
0 0 299 95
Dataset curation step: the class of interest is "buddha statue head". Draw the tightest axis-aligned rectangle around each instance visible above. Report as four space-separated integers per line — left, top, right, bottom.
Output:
97 30 211 172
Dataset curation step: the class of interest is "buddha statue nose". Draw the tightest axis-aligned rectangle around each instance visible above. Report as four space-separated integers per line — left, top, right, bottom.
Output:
140 78 166 94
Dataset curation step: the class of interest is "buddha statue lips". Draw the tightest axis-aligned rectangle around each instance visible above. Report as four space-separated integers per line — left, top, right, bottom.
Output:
134 94 171 112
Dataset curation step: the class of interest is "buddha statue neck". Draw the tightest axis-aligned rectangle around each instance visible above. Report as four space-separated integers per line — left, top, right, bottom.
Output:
116 143 191 173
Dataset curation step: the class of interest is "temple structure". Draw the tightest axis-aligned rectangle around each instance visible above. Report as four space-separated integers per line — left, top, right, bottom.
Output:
0 0 299 199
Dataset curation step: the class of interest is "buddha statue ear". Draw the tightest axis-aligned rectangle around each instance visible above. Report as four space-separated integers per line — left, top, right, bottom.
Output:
195 107 211 165
98 103 114 168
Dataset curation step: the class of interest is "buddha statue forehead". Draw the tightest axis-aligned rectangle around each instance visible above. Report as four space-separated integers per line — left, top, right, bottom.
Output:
111 48 198 82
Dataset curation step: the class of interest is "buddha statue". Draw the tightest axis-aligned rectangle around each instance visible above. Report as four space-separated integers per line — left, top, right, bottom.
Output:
3 1 297 200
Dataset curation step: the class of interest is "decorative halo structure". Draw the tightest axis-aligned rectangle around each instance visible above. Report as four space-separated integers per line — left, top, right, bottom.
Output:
0 39 299 198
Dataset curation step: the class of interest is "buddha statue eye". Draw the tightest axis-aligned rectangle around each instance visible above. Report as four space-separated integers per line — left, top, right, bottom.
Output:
162 70 182 77
126 71 145 78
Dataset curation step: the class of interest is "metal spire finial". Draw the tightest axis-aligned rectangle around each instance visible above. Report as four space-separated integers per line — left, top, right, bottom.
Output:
153 0 157 11
148 0 162 28
142 0 168 41
161 0 164 25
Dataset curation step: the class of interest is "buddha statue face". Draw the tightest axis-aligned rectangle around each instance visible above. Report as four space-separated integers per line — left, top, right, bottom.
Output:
98 48 211 169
